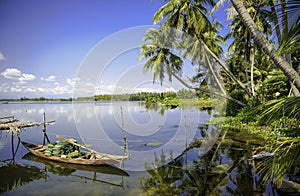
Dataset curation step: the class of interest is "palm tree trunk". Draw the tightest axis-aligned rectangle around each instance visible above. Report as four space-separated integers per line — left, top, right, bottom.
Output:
250 47 255 96
230 0 300 92
205 53 227 96
201 40 253 97
171 70 245 106
245 32 251 90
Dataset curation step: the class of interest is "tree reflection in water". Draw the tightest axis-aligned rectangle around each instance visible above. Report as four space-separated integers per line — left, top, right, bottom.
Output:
140 137 274 195
0 162 46 194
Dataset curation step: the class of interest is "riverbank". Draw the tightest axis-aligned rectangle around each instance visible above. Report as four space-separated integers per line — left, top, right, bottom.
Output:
145 97 213 110
208 98 300 192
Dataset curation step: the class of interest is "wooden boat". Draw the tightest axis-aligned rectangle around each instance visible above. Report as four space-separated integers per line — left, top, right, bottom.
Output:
22 141 128 166
22 153 129 177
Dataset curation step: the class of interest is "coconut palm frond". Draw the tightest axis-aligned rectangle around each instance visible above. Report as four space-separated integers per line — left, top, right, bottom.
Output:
153 0 175 25
276 0 300 28
212 0 226 13
254 97 300 124
277 22 300 55
138 27 183 84
256 139 300 186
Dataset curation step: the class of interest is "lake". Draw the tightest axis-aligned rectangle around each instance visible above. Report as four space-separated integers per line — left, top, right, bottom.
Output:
0 102 278 195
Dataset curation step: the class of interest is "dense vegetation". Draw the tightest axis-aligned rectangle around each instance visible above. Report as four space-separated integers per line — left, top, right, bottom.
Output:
138 0 300 189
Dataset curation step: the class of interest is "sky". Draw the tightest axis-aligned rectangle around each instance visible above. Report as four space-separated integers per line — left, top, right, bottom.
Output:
0 0 230 99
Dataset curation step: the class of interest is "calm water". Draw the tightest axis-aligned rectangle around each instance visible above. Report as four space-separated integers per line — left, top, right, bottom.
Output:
0 102 277 195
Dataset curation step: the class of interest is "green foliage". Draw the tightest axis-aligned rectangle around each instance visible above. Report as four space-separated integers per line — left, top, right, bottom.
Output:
225 89 246 116
256 138 300 187
233 97 261 123
140 152 184 196
223 97 300 187
254 97 300 125
277 10 300 55
177 89 197 99
261 71 289 101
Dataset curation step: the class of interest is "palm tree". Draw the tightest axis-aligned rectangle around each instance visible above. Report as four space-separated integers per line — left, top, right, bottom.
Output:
138 27 182 83
225 0 276 98
144 0 254 98
139 27 246 106
270 0 300 96
230 0 300 93
152 0 214 36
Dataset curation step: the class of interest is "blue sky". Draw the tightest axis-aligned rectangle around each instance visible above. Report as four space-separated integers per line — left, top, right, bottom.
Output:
0 0 229 99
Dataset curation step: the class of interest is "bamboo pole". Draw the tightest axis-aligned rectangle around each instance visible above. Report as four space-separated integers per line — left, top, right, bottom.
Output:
184 115 187 148
120 106 128 156
0 116 14 120
42 112 50 145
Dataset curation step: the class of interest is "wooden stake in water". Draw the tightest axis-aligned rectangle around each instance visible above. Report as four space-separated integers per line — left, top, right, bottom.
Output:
184 115 188 148
211 130 227 162
120 106 128 156
42 112 50 145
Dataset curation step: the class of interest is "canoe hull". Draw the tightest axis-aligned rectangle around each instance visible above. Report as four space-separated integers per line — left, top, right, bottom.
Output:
22 142 124 166
22 153 129 176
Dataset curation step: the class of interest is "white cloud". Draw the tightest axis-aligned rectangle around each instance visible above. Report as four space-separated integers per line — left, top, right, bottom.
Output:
1 68 35 83
25 88 37 93
1 68 22 79
19 73 36 82
10 87 22 92
37 87 45 92
66 77 80 86
41 75 56 82
0 52 6 61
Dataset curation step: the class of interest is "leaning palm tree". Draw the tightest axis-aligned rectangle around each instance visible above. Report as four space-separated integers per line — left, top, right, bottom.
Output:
143 0 255 101
153 0 253 97
225 0 273 97
230 0 300 92
139 27 245 106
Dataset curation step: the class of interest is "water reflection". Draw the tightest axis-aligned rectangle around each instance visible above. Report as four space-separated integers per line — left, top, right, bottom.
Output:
73 101 204 171
140 135 277 195
0 102 283 195
0 162 46 194
0 127 129 194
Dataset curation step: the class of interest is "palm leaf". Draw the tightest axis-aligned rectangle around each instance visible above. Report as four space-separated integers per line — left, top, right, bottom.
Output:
256 139 300 186
153 1 175 25
212 0 226 13
277 23 300 55
254 97 300 124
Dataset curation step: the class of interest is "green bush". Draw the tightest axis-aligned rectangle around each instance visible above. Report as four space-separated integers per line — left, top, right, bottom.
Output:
225 89 246 116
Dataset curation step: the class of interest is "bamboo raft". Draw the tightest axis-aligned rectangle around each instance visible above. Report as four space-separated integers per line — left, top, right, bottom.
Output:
0 116 55 131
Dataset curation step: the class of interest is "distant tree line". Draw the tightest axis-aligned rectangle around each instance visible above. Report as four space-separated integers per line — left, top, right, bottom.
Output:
0 89 210 103
93 89 209 102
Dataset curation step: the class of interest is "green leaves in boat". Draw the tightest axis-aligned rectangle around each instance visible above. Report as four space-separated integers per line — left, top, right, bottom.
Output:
43 140 85 158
